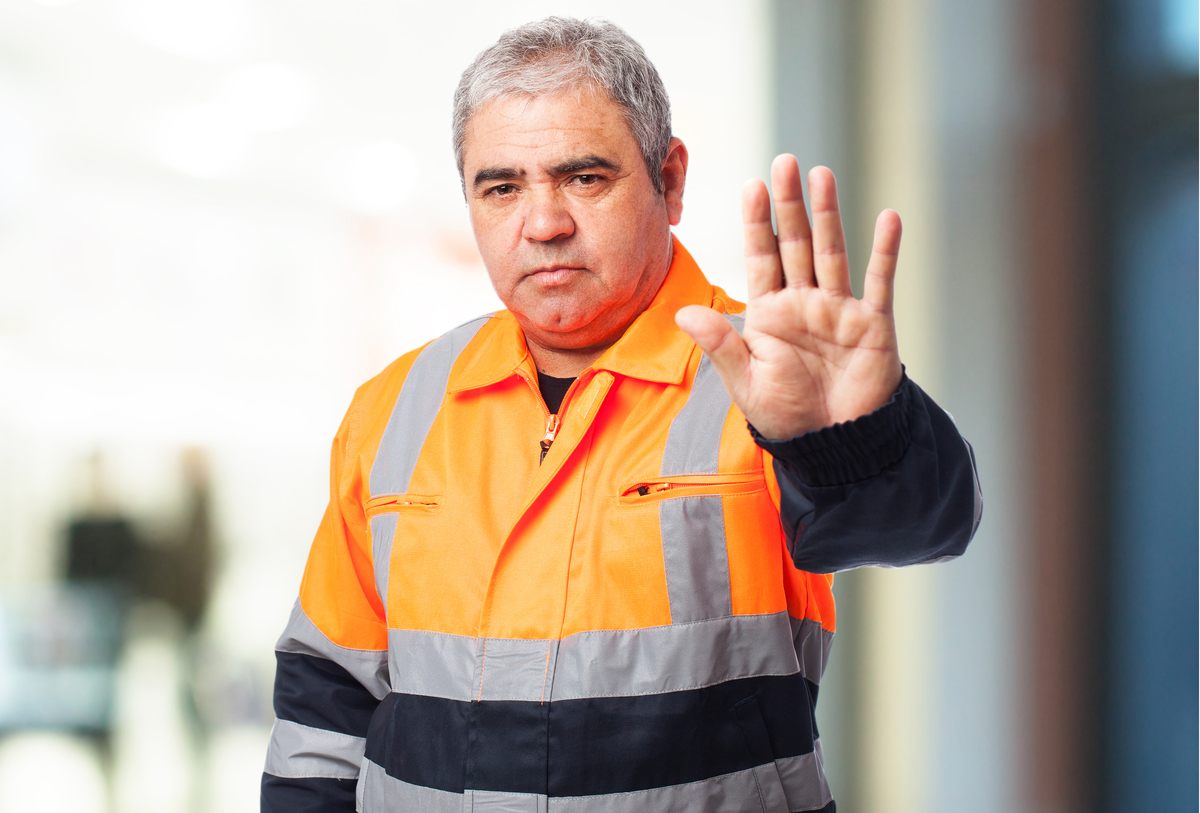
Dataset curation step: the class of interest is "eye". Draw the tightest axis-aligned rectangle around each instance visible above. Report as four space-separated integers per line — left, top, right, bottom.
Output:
486 184 518 197
574 174 599 185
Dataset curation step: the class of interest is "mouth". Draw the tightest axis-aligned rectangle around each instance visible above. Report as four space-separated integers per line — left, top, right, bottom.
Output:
525 266 586 285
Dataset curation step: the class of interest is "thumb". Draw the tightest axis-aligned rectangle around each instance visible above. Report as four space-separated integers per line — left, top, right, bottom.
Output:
675 305 751 400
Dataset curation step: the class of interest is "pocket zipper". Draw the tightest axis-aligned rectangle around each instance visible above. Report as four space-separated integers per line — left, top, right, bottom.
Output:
619 473 763 503
631 482 672 497
365 494 443 515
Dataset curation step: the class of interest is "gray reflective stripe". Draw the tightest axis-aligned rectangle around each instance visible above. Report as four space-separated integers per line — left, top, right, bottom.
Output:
751 761 791 813
552 611 797 700
358 758 462 813
275 599 390 699
789 617 835 685
370 513 399 622
389 628 476 701
263 718 364 779
390 632 557 703
660 496 732 623
661 344 733 477
355 748 829 813
546 748 829 812
369 314 491 496
389 612 799 702
368 315 491 612
658 316 742 624
475 636 558 702
466 790 549 812
776 739 833 812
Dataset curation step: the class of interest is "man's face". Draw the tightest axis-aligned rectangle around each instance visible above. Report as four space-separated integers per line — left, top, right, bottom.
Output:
462 88 678 358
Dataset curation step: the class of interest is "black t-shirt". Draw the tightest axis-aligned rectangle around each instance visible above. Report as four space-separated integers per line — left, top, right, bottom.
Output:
537 372 575 415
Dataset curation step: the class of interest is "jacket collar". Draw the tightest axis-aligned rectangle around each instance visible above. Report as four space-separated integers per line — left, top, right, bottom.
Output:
448 236 713 392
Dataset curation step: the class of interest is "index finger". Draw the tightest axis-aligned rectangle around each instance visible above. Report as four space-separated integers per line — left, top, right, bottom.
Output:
742 178 783 297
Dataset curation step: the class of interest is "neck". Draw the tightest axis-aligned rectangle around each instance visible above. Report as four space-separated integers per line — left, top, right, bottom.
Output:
525 341 606 378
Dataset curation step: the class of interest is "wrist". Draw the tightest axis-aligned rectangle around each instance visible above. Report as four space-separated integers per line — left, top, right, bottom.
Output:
750 372 914 487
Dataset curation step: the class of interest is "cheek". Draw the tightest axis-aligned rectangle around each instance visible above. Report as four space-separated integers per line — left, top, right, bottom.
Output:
602 191 661 240
471 223 516 285
469 201 516 244
482 258 519 303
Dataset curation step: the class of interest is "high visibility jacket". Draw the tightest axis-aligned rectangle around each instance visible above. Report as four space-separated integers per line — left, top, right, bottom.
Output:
261 239 981 813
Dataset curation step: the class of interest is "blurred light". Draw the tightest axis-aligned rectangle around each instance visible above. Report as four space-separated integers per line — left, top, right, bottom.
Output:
206 727 270 813
1163 0 1199 69
118 0 255 62
0 351 344 445
328 140 418 214
0 86 40 219
112 627 194 813
146 101 250 178
215 62 315 133
0 732 107 813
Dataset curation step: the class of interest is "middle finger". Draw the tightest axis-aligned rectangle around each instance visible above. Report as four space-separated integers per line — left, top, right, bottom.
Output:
770 154 815 289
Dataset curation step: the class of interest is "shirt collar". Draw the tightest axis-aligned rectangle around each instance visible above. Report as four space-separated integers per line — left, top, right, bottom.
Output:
448 236 715 392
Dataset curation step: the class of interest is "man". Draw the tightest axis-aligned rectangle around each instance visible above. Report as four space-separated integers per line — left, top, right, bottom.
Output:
262 17 980 813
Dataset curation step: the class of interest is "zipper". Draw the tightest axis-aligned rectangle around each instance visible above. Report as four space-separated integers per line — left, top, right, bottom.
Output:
518 368 579 465
619 472 764 504
540 414 560 464
364 494 443 515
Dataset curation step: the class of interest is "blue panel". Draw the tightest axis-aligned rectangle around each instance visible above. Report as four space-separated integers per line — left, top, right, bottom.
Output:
1110 158 1199 809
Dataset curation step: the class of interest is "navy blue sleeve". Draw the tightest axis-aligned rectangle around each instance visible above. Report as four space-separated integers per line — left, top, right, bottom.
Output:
261 599 390 813
260 649 379 813
261 775 357 813
752 374 982 573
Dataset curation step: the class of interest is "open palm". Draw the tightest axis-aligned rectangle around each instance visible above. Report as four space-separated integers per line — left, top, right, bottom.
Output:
675 156 903 440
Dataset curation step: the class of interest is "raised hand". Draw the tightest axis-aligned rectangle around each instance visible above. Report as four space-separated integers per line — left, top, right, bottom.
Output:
675 155 903 440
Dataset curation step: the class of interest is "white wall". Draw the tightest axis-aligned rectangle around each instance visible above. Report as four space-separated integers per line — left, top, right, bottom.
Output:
0 3 771 809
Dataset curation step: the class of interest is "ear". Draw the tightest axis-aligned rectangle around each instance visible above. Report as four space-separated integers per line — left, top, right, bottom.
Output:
661 137 688 226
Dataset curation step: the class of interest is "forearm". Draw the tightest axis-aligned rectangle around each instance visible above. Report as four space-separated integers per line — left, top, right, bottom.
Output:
755 374 982 573
261 599 387 812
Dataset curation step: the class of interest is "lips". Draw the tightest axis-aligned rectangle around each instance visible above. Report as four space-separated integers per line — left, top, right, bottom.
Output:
526 266 585 285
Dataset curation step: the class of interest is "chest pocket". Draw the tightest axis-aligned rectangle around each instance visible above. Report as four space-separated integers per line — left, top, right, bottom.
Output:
365 495 445 627
619 471 767 626
619 472 763 504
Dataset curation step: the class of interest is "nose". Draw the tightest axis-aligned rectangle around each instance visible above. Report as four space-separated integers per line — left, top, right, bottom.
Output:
521 188 574 243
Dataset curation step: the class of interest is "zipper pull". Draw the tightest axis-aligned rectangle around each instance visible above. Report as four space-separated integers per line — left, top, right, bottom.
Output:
539 414 560 464
537 417 559 467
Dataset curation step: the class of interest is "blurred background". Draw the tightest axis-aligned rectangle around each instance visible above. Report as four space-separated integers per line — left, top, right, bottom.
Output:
0 0 1194 811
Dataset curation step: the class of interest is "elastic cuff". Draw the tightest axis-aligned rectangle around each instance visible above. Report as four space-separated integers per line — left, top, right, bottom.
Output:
750 374 914 487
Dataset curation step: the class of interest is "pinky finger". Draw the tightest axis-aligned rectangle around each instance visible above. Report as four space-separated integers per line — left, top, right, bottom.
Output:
863 209 902 312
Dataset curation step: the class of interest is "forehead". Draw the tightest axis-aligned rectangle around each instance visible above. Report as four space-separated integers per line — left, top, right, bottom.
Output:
461 89 639 172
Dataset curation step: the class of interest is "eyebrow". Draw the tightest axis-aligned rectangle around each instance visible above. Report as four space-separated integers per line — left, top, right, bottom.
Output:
473 167 522 188
548 155 620 176
471 155 621 189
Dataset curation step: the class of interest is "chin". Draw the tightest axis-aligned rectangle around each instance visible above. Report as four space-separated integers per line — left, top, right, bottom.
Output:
519 301 593 332
527 323 594 349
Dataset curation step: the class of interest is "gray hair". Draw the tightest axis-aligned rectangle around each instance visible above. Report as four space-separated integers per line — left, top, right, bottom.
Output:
452 17 673 193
